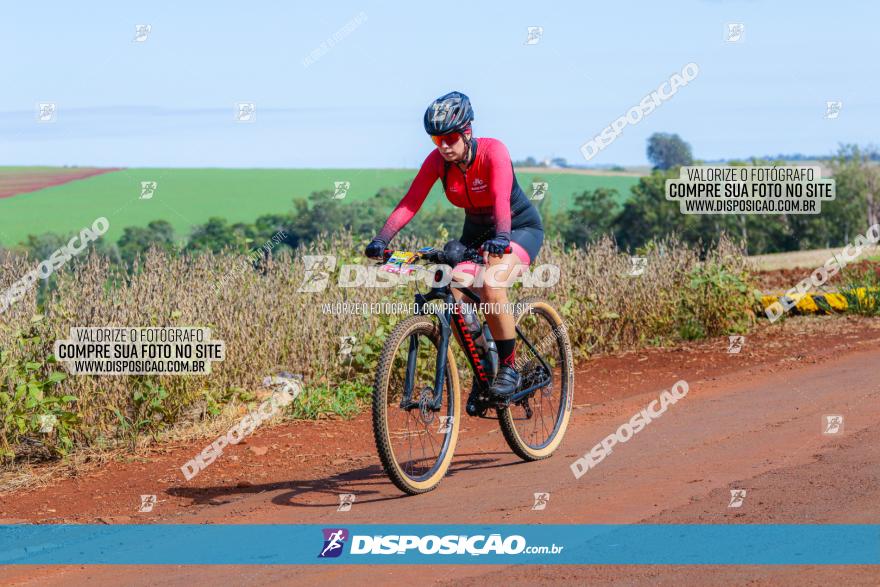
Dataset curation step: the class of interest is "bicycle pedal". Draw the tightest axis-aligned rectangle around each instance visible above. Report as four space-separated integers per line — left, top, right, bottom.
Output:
466 395 492 418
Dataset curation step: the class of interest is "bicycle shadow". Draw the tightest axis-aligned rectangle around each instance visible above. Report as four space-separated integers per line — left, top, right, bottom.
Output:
165 450 523 508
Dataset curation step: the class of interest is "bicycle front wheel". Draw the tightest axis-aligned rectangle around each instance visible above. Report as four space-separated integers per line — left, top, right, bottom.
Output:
372 315 461 495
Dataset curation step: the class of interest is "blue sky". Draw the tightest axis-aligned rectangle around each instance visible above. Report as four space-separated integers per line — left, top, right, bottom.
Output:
1 1 877 168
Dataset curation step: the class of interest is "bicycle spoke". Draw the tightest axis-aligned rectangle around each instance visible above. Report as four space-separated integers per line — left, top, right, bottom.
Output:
512 306 568 450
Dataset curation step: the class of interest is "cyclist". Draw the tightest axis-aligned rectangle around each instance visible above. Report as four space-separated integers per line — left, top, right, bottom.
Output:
365 91 544 399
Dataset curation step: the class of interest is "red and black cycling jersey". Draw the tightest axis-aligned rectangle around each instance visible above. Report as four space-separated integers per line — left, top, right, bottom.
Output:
377 137 539 243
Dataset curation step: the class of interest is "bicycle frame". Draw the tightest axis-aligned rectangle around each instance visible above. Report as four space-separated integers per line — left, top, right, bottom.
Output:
400 277 554 414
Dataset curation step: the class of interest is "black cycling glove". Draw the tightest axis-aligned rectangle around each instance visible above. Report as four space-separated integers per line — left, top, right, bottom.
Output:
364 237 388 259
482 234 511 256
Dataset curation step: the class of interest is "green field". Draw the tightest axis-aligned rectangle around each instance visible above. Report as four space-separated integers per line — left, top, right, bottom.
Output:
0 168 640 245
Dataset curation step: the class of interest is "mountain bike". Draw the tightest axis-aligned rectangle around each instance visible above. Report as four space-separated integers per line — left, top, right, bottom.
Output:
371 244 574 495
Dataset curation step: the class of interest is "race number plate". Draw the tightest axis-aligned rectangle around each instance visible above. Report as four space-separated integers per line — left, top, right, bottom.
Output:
380 251 418 275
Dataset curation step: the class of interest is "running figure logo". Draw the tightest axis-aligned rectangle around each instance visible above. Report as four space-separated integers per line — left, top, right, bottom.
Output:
140 181 157 200
823 415 844 435
38 414 57 433
339 336 357 361
531 182 548 201
133 24 152 42
297 255 336 293
431 100 455 123
525 26 544 45
728 489 746 508
727 335 745 354
318 528 349 558
824 101 843 120
726 23 744 43
37 103 57 123
262 369 303 404
138 495 157 512
337 494 356 512
532 492 550 510
333 181 350 200
235 102 256 122
438 416 454 433
628 257 647 277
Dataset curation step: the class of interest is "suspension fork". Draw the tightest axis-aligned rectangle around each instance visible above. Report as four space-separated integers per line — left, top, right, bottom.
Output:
400 291 455 411
399 326 450 412
430 311 453 411
400 333 419 408
402 287 488 412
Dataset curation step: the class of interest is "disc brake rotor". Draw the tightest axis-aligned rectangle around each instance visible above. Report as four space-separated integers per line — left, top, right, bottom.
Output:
418 387 435 424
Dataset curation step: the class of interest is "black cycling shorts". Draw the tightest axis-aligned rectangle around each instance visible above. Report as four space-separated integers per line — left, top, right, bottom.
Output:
459 204 544 264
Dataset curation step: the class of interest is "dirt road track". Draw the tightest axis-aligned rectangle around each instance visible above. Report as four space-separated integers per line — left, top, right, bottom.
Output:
1 316 879 585
0 168 120 199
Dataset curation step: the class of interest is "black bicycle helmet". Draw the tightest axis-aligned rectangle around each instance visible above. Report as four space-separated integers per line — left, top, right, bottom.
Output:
424 91 474 136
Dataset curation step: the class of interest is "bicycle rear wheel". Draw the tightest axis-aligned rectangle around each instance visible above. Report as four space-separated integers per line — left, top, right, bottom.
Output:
498 298 574 461
372 315 461 495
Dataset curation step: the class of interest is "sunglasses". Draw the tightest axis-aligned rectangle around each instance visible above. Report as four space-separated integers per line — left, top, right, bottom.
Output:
431 132 462 147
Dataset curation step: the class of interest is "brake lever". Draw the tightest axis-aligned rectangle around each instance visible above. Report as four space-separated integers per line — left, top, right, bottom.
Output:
369 248 393 265
464 248 486 265
476 245 512 259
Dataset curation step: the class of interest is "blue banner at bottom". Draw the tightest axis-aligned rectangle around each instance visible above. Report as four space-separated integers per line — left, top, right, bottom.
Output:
0 524 877 565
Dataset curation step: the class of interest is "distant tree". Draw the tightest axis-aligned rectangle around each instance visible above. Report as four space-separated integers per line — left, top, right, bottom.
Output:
831 144 879 230
230 222 256 245
722 154 866 253
613 169 696 250
550 157 568 168
290 191 352 244
354 185 407 239
117 220 177 265
513 156 538 167
561 187 621 247
646 133 693 170
186 217 246 254
404 205 463 244
147 219 176 244
253 213 296 248
19 232 70 260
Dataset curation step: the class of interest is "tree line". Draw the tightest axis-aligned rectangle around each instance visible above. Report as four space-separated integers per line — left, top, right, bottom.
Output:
4 134 878 265
555 134 879 254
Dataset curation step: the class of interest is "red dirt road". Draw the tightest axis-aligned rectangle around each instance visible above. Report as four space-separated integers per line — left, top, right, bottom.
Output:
0 168 120 199
1 316 879 585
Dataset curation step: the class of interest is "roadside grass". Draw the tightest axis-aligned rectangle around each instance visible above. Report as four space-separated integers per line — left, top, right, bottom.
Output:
840 265 880 315
747 246 880 271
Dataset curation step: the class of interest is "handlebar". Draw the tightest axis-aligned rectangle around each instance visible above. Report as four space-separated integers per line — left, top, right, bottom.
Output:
379 247 488 266
375 244 512 267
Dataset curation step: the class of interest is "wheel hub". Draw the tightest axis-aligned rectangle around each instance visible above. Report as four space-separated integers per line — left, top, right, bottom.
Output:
418 387 435 424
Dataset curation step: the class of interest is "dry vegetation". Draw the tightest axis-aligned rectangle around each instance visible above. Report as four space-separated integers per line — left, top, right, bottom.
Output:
0 232 757 472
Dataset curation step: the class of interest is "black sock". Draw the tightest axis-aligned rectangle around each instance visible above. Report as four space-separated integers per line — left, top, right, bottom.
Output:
496 338 516 367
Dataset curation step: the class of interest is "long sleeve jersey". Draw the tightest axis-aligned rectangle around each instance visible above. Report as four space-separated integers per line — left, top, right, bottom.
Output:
377 137 532 243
